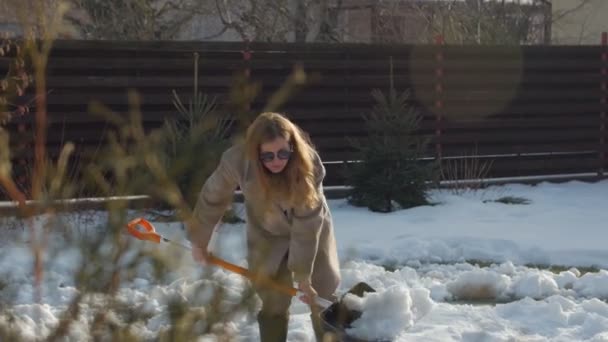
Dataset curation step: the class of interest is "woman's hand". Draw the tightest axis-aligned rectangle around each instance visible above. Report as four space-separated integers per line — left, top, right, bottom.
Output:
298 279 318 306
191 245 209 264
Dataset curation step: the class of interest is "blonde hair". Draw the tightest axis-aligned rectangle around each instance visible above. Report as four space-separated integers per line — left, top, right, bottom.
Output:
245 112 320 211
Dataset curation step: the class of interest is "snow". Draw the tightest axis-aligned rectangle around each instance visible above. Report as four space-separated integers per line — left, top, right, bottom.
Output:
334 180 608 269
342 286 434 340
1 179 608 341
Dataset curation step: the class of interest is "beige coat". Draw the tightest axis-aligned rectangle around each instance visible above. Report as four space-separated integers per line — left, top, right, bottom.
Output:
188 143 341 299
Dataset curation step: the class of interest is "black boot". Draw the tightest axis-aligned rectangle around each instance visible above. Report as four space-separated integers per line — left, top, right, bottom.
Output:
310 306 337 342
257 312 288 342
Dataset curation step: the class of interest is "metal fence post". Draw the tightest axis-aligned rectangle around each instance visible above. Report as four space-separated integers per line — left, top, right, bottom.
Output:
434 35 445 163
600 32 607 177
241 38 252 78
239 38 253 121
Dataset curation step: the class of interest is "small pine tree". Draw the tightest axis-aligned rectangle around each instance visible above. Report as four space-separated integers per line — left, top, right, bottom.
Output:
160 89 230 207
345 66 438 212
156 53 242 222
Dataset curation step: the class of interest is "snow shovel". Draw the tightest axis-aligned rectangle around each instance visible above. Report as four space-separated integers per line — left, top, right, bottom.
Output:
126 217 334 308
126 217 384 341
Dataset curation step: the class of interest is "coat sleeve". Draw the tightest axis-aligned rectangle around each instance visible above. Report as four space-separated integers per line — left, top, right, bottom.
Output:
187 149 239 249
288 151 327 283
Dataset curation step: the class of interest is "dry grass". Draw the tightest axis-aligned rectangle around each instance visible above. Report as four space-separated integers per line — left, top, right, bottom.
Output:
440 148 493 195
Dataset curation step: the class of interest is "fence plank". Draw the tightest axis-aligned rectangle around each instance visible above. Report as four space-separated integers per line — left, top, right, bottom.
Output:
42 74 604 89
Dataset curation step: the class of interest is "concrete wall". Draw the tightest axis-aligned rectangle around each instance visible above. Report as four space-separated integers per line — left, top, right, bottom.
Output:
552 0 608 45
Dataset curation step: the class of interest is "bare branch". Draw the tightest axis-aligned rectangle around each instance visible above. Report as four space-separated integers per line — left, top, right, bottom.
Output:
373 0 550 45
551 0 593 23
65 0 211 40
214 0 249 41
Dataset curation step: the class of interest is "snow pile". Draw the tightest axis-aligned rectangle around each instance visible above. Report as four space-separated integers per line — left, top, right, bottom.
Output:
555 269 580 289
573 271 608 299
495 296 608 340
340 260 608 305
511 270 559 300
446 269 510 301
342 286 434 341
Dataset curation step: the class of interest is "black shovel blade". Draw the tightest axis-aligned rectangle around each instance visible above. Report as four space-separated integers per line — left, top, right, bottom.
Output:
320 282 387 342
333 282 376 328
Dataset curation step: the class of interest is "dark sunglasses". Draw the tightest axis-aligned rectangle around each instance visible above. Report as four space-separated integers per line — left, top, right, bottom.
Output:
259 148 292 163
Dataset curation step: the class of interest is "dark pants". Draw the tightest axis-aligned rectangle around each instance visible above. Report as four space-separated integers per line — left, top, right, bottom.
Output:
256 253 294 317
255 254 327 342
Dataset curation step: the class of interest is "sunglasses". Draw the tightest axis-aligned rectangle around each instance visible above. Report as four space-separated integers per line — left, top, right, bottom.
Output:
259 148 292 163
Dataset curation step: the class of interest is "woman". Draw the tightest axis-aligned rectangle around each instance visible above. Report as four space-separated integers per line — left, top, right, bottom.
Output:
188 112 341 341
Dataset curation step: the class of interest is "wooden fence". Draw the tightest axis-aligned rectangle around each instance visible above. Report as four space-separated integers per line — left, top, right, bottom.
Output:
1 39 607 199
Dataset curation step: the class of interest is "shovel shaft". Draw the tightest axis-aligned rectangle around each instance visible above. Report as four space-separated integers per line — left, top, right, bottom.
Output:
126 217 331 308
181 240 330 308
188 242 331 308
314 296 334 309
207 254 298 297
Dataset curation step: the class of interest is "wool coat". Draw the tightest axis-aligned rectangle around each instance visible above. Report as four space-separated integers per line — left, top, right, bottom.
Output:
188 143 341 300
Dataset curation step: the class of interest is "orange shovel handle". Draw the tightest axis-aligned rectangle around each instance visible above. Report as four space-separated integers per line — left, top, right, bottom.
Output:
207 254 298 297
127 218 161 243
126 218 298 297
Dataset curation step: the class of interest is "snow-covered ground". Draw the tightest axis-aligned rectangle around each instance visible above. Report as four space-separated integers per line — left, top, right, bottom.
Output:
1 179 608 341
